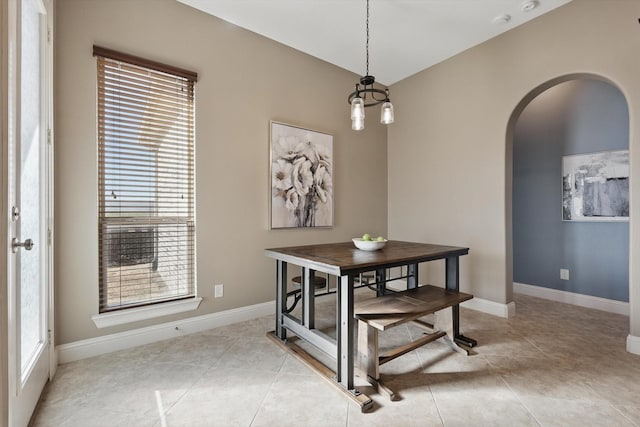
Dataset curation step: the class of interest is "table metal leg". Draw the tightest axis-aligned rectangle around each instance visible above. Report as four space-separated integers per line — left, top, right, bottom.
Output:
276 260 287 340
375 268 386 296
445 256 477 348
303 268 316 329
337 274 355 390
407 263 418 289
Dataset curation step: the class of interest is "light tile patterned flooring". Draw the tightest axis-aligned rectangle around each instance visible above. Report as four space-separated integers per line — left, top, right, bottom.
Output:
31 293 640 426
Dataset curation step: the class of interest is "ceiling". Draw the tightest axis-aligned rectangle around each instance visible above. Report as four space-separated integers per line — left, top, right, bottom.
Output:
177 0 572 86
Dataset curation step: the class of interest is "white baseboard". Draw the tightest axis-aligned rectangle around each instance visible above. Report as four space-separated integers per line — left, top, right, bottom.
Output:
627 334 640 355
56 301 275 364
462 298 515 318
513 282 629 316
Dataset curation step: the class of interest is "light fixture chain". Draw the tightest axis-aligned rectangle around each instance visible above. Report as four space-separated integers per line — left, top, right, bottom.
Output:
365 0 369 77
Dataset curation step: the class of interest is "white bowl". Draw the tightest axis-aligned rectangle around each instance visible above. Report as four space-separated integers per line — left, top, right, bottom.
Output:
352 238 387 251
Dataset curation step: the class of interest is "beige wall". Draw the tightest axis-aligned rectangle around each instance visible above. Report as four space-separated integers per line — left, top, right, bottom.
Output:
55 0 388 344
388 0 640 337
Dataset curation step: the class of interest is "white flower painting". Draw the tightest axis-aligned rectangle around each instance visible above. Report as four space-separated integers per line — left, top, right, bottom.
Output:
270 122 333 228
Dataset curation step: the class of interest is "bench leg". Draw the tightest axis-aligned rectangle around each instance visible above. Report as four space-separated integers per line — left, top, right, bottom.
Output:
356 321 397 401
357 320 378 381
369 377 396 401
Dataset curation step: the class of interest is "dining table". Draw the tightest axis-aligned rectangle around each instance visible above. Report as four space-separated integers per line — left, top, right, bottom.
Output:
264 240 475 411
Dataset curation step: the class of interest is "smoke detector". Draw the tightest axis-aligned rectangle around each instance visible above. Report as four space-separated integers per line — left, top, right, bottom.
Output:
521 1 539 12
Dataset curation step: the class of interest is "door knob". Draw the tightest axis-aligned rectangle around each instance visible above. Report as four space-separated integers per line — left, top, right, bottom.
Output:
12 238 34 253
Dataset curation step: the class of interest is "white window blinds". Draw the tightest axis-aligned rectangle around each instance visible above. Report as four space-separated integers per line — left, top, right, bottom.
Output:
95 46 197 312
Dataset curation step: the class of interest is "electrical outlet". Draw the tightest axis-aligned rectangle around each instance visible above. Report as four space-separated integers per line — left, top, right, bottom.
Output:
560 269 569 280
214 284 224 298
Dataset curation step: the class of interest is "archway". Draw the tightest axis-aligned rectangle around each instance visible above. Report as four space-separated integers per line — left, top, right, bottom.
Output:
505 74 631 346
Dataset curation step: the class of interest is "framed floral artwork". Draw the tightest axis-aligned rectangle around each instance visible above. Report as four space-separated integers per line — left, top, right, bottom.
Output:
270 121 334 229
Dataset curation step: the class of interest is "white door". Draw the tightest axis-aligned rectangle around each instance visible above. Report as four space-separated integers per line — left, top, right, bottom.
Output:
7 0 53 425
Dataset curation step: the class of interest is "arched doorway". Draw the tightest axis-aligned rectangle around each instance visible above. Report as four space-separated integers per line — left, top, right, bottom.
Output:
506 75 631 340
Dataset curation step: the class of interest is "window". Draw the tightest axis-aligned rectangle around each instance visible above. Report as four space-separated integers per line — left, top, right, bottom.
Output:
94 46 197 312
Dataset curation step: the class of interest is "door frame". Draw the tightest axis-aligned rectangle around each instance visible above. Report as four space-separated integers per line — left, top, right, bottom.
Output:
1 0 15 425
1 0 55 425
44 0 55 380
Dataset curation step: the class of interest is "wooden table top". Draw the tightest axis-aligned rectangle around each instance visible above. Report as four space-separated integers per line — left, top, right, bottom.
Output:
265 240 469 276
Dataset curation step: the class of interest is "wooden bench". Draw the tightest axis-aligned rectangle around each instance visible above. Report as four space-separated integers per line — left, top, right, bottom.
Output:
354 285 473 400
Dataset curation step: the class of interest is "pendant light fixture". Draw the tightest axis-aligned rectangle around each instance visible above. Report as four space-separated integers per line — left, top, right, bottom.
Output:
348 0 394 131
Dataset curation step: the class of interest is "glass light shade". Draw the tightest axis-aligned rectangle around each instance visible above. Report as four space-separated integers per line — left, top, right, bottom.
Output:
380 101 394 124
351 97 365 120
352 116 364 131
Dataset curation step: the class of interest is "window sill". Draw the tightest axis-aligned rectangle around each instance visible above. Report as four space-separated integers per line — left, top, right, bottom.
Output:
92 297 203 329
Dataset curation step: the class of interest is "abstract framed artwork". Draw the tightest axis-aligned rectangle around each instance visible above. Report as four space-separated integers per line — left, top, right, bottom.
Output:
270 121 334 229
562 149 629 221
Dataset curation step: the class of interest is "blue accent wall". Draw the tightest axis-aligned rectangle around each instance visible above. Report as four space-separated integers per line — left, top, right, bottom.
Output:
513 79 629 302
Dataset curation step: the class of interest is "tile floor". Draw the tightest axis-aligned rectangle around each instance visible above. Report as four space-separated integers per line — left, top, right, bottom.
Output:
31 293 640 426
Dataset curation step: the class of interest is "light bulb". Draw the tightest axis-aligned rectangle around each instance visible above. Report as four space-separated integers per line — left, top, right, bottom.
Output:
352 116 364 131
351 97 365 120
380 101 394 124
